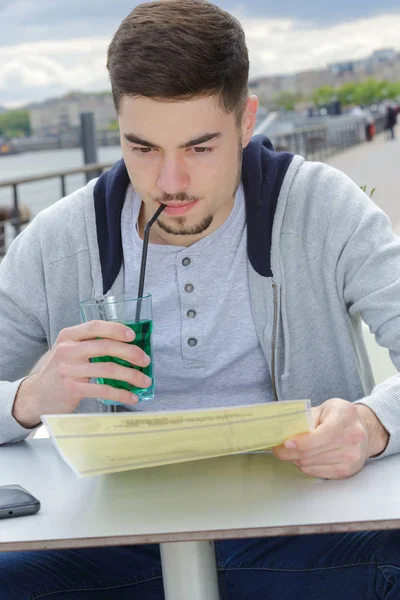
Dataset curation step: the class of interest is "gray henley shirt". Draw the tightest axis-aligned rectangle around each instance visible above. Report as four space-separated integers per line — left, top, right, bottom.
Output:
121 183 273 412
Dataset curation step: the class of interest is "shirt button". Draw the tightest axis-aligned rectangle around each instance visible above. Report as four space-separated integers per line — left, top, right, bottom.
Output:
188 338 198 347
187 310 196 319
182 257 191 267
185 283 194 293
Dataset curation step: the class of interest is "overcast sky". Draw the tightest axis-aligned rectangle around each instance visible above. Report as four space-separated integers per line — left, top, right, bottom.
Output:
1 0 400 107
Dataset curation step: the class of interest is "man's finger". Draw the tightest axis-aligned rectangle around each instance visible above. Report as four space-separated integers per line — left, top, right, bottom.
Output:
81 338 150 367
297 462 362 480
288 420 366 455
284 401 365 454
66 381 139 406
294 447 362 468
57 321 135 343
289 417 340 452
272 439 338 462
274 425 366 462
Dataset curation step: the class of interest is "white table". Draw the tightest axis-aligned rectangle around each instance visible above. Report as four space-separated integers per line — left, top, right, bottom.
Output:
1 440 400 599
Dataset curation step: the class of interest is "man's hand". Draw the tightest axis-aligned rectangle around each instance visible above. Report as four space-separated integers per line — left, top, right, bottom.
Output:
272 398 389 479
12 320 152 429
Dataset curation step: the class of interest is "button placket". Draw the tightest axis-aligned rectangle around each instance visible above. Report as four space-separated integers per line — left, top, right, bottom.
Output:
177 252 204 366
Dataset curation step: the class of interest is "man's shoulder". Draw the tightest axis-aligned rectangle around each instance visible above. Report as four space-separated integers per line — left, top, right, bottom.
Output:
293 159 350 187
32 179 98 263
281 158 381 244
289 159 369 213
39 178 97 223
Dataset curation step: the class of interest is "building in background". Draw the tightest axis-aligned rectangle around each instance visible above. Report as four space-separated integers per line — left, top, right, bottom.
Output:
29 92 116 138
329 48 399 78
251 48 400 109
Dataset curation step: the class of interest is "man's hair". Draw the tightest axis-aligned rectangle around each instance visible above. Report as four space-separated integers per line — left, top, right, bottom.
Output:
107 0 249 123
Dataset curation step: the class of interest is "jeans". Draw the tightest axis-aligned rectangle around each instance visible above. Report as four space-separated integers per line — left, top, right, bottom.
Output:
1 531 400 599
387 127 396 140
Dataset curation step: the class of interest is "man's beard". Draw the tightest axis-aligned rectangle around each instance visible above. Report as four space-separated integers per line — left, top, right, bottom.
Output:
157 213 213 236
154 139 243 237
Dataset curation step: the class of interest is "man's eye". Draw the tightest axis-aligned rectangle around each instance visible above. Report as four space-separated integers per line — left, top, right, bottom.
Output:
194 147 213 154
132 147 152 153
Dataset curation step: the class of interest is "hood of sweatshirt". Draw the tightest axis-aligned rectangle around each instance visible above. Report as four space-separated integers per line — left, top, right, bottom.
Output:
93 134 294 294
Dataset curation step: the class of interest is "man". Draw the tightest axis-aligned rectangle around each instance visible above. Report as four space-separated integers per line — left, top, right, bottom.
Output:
385 103 398 140
1 1 400 598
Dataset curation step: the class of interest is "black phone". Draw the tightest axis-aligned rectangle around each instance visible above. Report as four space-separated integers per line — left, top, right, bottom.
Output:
0 485 40 519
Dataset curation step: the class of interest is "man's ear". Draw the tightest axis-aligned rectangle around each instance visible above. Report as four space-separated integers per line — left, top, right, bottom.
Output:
241 95 259 147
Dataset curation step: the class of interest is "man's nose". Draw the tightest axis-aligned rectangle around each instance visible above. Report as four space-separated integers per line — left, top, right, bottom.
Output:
156 157 190 195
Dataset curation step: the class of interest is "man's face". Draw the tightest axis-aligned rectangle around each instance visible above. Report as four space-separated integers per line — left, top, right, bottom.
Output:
118 94 257 243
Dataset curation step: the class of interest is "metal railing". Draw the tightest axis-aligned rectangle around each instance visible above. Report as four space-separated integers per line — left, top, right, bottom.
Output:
257 113 387 161
0 161 114 256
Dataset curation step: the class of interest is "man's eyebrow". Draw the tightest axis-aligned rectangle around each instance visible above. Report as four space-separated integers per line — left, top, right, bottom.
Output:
179 132 222 148
123 132 222 148
123 133 154 146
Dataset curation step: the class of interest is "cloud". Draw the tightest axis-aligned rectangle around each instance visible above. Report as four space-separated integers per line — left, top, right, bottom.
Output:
1 0 400 48
1 10 400 107
0 0 135 47
242 13 400 77
226 0 400 24
0 37 110 106
2 0 400 49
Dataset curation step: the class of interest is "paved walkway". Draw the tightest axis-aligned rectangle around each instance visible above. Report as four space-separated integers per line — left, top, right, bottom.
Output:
326 133 400 233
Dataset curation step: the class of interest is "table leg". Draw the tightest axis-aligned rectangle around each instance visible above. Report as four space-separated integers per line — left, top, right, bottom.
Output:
160 540 220 600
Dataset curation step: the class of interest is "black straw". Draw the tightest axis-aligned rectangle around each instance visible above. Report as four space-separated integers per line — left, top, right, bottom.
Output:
135 203 166 321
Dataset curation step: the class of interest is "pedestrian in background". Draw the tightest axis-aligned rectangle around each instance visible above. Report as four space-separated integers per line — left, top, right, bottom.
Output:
385 103 398 140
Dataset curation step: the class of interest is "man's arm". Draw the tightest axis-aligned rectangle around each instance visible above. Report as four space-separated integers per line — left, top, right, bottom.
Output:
355 404 389 457
333 183 400 458
0 216 49 444
274 166 400 477
0 208 148 443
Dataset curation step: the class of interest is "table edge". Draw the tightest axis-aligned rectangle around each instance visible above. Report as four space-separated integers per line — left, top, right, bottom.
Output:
2 517 400 552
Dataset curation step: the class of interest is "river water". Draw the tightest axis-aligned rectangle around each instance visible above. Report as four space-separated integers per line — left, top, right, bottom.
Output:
0 146 123 216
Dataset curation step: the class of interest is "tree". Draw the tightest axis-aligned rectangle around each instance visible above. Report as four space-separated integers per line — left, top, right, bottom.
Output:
386 81 400 100
0 110 31 138
311 78 400 109
272 92 304 111
336 83 357 107
312 86 335 107
352 79 385 106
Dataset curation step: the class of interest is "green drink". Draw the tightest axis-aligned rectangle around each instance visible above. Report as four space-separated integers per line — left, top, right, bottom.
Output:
91 319 153 400
80 293 155 404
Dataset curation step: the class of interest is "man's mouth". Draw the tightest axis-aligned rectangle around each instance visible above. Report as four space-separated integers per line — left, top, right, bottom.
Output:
157 198 199 216
163 201 194 207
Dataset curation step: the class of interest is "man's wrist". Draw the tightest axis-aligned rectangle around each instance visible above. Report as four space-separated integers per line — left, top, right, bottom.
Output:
12 374 42 430
356 403 390 457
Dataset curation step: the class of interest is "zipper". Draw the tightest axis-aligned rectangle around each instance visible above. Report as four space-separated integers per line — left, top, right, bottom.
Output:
271 281 278 401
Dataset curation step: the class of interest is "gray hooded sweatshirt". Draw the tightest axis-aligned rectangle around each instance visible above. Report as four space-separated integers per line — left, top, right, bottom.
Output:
1 136 400 458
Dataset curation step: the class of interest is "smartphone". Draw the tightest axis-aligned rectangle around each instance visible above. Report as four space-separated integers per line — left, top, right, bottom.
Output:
0 485 40 519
